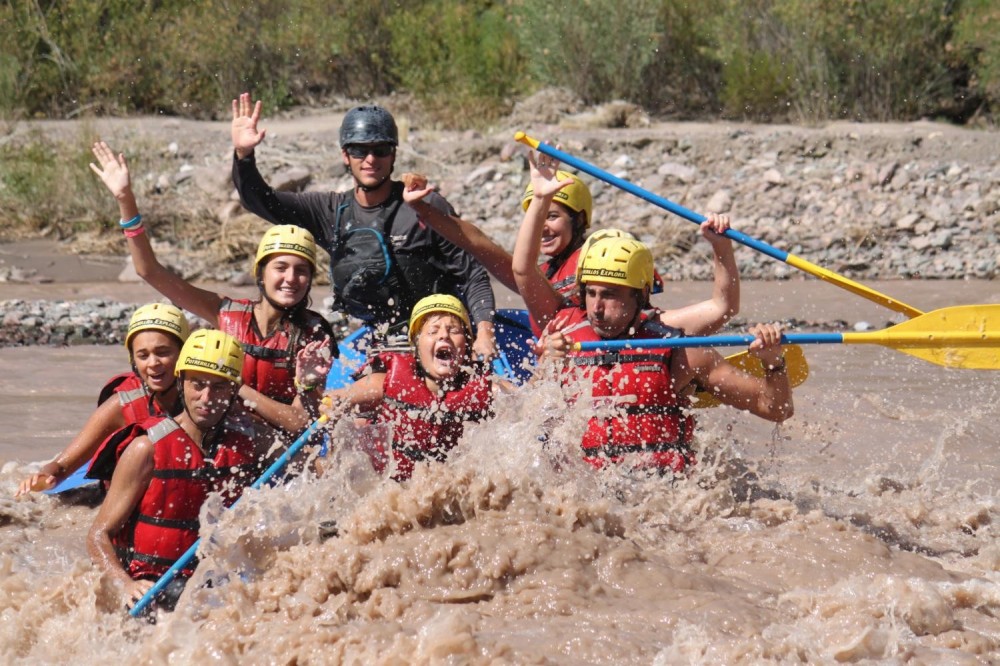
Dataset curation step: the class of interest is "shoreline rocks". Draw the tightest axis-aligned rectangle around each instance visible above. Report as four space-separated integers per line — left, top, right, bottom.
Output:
0 296 878 349
193 119 1000 284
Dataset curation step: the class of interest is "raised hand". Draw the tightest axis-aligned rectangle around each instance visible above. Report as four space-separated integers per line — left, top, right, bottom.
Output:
527 148 574 200
400 172 435 204
231 92 267 158
89 141 132 200
699 213 733 247
295 337 333 389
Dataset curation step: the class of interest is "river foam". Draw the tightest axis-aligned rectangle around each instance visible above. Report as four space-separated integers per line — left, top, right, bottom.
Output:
3 365 997 664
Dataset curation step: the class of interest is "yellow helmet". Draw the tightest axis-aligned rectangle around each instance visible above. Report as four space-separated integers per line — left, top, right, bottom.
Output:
576 229 636 274
253 225 317 275
175 329 244 382
521 171 593 230
125 303 191 350
577 236 654 291
407 294 471 345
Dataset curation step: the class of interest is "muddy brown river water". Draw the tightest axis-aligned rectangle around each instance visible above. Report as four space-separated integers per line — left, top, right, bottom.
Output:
1 278 998 663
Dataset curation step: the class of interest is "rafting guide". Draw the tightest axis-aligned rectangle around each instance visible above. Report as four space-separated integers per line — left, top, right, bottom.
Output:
230 93 499 360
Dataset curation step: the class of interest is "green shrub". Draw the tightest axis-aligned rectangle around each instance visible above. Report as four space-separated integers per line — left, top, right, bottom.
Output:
513 0 662 106
954 0 1000 113
388 1 524 127
0 127 109 233
638 1 725 117
713 0 958 122
1 0 998 127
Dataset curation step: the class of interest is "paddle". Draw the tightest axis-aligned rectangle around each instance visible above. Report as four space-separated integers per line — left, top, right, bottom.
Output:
571 305 1000 370
129 405 334 618
514 132 925 319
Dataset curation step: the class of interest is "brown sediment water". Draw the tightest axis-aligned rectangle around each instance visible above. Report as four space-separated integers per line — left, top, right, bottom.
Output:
0 279 998 663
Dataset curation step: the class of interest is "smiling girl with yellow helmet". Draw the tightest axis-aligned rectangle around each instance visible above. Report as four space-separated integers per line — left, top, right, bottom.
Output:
16 302 191 495
89 141 336 445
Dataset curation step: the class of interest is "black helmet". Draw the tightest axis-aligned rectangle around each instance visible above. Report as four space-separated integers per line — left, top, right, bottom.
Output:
340 105 398 147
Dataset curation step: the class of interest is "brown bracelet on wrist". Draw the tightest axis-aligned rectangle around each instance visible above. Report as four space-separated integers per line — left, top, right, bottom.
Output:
764 356 787 374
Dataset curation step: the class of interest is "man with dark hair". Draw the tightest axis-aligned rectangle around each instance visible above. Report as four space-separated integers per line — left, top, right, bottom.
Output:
87 330 262 612
539 236 793 474
230 93 497 358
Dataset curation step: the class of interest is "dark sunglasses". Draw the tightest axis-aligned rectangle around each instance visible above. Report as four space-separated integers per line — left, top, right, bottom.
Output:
344 144 394 159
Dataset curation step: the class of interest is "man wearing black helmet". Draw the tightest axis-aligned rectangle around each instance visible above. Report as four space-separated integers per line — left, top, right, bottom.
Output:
230 93 497 358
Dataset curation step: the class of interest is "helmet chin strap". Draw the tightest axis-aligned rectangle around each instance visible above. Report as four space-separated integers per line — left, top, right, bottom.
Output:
133 360 178 396
178 372 238 438
627 288 651 333
356 177 390 193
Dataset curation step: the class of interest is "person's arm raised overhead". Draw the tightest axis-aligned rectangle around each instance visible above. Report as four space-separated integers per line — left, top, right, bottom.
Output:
403 173 518 292
511 151 572 331
659 213 740 336
90 141 224 326
231 92 267 160
229 92 329 237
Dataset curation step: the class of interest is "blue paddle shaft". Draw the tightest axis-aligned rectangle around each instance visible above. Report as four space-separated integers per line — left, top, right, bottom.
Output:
575 333 844 352
129 415 328 617
531 141 789 262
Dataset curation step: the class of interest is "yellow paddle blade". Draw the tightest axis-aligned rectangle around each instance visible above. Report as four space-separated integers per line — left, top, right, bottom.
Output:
692 345 809 409
842 304 1000 370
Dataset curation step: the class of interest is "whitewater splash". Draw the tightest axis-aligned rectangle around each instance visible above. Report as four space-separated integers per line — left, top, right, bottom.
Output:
1 369 998 664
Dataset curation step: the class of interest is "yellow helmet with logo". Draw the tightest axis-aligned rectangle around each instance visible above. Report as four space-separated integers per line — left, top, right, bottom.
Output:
521 171 593 230
577 236 654 291
576 229 636 273
174 329 244 382
253 225 318 275
125 303 191 351
407 294 471 345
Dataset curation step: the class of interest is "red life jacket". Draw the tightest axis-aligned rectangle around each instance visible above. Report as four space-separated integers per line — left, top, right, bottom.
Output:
218 298 332 405
98 371 173 423
555 307 696 473
539 247 583 300
85 373 177 483
103 415 257 580
377 352 492 481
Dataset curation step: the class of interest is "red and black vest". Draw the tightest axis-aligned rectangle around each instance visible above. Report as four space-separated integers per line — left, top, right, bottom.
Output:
554 307 696 473
88 372 178 481
218 298 332 405
98 371 174 423
97 415 257 580
377 352 492 481
540 247 583 301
